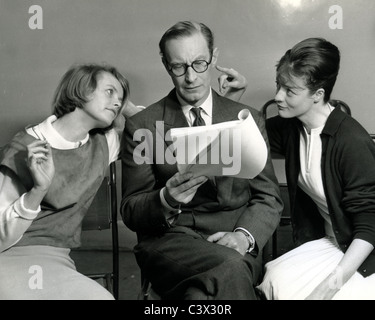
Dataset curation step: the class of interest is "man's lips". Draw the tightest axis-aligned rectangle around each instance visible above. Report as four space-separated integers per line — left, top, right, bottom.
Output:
184 86 200 90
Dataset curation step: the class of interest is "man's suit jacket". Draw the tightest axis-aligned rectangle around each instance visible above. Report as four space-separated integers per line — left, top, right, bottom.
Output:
120 89 282 252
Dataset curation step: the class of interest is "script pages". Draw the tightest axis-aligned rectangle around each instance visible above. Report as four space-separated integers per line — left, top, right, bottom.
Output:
170 109 267 179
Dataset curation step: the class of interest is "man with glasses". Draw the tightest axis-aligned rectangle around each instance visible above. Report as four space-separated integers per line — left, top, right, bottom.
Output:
120 21 282 300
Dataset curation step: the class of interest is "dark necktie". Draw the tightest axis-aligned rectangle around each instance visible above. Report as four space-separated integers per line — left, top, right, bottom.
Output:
190 106 216 185
190 107 206 126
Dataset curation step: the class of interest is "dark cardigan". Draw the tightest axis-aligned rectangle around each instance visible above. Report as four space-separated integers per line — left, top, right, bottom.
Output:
266 107 375 277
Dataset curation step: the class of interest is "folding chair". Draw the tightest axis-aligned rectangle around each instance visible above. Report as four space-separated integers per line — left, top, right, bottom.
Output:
71 161 119 299
261 98 351 259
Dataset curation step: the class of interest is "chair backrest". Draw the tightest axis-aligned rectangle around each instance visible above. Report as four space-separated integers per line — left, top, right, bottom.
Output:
80 161 119 299
84 162 118 231
329 100 351 116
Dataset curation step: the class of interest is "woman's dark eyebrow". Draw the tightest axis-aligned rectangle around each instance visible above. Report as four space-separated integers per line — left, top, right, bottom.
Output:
276 77 305 91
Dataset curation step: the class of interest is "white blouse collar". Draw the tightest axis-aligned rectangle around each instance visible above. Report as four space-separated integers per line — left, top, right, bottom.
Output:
29 115 89 149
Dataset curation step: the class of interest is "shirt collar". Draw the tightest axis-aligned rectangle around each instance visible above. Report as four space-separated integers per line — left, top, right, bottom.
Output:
177 88 213 123
32 115 89 149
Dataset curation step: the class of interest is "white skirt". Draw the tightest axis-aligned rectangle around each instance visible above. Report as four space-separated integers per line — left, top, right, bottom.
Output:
0 245 114 300
257 237 375 300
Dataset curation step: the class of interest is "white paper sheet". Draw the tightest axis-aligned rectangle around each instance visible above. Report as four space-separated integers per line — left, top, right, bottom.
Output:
170 109 268 179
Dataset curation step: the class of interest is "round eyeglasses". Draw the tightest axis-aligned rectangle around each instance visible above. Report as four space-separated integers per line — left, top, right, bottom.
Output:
166 57 212 77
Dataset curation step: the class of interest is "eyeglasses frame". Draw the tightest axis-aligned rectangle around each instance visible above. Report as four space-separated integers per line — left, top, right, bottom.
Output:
164 55 213 77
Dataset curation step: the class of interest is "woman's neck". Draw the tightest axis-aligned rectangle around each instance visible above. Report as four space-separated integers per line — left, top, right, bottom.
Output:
52 111 92 142
299 102 332 134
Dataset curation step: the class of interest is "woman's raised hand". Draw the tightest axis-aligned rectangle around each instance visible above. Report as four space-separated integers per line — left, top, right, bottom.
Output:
27 140 55 193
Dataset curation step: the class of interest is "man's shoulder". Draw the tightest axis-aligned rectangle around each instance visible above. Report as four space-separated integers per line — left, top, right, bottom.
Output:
129 96 167 122
125 92 174 132
214 91 262 120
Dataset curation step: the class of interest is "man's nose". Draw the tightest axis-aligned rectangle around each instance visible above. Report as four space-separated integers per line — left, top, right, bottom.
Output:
184 66 197 83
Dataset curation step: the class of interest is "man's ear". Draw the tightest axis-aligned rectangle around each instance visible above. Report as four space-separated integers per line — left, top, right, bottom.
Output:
314 88 325 103
211 48 219 67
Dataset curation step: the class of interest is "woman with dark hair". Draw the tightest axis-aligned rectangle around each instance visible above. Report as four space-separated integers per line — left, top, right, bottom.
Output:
0 63 135 299
256 38 375 299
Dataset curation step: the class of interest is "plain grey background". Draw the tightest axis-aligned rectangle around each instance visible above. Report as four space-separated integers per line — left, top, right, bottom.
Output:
1 0 374 147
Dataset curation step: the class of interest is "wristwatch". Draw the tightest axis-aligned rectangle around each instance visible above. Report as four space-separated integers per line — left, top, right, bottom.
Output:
234 227 255 253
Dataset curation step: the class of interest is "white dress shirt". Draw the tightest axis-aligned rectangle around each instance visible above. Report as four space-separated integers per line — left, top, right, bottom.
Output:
160 89 214 212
